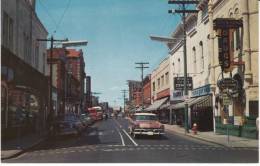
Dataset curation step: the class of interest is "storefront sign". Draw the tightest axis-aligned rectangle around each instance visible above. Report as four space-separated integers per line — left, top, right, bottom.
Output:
217 78 238 90
222 93 231 106
171 90 184 101
234 116 242 126
174 77 193 90
191 84 211 97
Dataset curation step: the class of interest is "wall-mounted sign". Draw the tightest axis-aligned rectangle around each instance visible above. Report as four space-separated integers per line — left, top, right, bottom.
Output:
171 90 184 101
217 78 238 90
174 77 193 90
213 18 243 29
218 29 231 70
222 93 231 106
213 18 243 73
191 84 211 97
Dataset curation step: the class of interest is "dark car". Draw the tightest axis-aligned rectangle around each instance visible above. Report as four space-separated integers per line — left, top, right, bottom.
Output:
55 114 84 136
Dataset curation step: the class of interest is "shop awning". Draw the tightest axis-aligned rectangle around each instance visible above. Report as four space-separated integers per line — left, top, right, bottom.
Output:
135 107 143 112
170 96 210 110
145 97 168 112
159 102 170 110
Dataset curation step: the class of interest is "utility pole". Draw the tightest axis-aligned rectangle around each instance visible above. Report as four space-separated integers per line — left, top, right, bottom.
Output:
168 0 199 134
121 89 128 113
135 62 149 111
38 35 68 120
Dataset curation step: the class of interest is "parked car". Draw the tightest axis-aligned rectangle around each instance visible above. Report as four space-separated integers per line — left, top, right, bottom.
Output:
55 114 84 136
79 114 89 128
128 113 165 138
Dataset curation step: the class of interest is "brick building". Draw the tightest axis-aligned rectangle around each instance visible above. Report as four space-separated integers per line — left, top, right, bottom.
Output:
66 49 86 114
143 74 151 108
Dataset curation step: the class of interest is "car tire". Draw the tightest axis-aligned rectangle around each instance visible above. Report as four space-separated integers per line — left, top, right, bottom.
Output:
133 133 138 139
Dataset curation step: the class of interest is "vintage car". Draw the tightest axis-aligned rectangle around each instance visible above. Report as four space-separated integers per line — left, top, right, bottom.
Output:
128 112 165 138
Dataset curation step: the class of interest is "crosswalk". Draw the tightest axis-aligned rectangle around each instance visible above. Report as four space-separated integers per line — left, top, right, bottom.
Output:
26 144 257 157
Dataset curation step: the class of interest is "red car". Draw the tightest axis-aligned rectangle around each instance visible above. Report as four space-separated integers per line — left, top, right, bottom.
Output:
129 113 165 138
87 106 103 121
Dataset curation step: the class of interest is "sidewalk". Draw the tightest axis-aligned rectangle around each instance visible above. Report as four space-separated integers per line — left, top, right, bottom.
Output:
164 124 259 148
1 133 47 160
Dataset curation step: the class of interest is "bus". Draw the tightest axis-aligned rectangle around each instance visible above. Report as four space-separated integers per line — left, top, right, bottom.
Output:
87 106 103 121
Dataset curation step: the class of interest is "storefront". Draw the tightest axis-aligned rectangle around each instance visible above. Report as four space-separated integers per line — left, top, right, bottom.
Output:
145 97 169 123
190 84 213 131
1 47 48 140
170 85 214 131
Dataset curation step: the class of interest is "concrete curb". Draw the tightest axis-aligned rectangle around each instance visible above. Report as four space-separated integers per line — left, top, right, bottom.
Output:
165 128 228 148
1 137 46 160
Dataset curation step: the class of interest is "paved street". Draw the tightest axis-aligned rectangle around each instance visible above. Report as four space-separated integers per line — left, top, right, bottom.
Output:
3 117 258 163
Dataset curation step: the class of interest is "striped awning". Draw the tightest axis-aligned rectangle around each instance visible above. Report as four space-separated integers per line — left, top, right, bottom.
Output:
145 97 169 112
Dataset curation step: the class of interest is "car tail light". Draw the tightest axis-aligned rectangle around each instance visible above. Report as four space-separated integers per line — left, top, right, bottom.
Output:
134 124 140 129
160 125 164 129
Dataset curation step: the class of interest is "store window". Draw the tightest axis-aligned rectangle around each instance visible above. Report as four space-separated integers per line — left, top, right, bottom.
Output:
1 84 8 128
6 87 41 138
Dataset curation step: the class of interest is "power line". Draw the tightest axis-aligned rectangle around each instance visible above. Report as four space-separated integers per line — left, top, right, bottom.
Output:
38 0 67 37
54 0 72 34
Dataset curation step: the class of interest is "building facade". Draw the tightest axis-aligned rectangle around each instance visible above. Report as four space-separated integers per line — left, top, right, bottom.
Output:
127 80 142 110
85 76 92 109
146 57 170 123
143 74 151 107
65 49 86 114
209 0 259 138
1 0 49 140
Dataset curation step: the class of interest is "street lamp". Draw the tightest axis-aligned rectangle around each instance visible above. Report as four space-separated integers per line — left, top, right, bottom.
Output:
61 40 88 48
150 35 182 43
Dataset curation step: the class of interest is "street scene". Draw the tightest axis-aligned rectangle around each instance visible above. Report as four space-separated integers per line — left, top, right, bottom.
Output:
1 0 259 164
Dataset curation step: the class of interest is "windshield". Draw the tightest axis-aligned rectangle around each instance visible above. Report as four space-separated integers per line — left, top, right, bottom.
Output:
135 115 158 121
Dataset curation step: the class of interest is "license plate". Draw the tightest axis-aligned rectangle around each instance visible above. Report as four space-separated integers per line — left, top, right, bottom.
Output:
147 132 153 135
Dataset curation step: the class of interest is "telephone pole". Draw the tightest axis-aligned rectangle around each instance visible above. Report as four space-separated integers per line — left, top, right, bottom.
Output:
168 0 199 133
38 35 68 119
121 89 128 113
135 62 149 111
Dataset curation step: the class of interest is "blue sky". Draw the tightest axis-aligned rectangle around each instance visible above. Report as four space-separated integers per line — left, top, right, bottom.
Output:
36 0 180 107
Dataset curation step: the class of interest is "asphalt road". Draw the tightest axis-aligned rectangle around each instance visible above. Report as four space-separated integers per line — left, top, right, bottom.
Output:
3 117 258 163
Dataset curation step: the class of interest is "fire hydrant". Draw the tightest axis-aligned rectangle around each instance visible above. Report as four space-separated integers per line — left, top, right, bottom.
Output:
192 123 197 135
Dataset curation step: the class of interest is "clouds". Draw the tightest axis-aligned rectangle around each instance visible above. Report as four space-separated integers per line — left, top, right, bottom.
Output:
109 86 121 91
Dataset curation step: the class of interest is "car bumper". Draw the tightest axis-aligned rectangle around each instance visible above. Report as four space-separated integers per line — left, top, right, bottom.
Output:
133 129 165 135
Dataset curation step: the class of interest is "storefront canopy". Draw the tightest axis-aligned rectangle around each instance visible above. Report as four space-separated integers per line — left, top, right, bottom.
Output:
145 97 168 112
170 95 210 110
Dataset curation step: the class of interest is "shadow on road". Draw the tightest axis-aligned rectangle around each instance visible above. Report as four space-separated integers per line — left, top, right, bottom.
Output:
28 125 102 152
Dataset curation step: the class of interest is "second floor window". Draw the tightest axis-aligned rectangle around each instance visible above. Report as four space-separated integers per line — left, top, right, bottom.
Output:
2 12 13 51
152 82 155 92
161 75 164 87
199 41 204 72
157 78 160 90
192 47 197 73
165 72 169 85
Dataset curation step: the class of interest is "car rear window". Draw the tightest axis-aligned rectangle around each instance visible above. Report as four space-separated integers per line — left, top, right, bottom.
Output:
135 115 158 121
